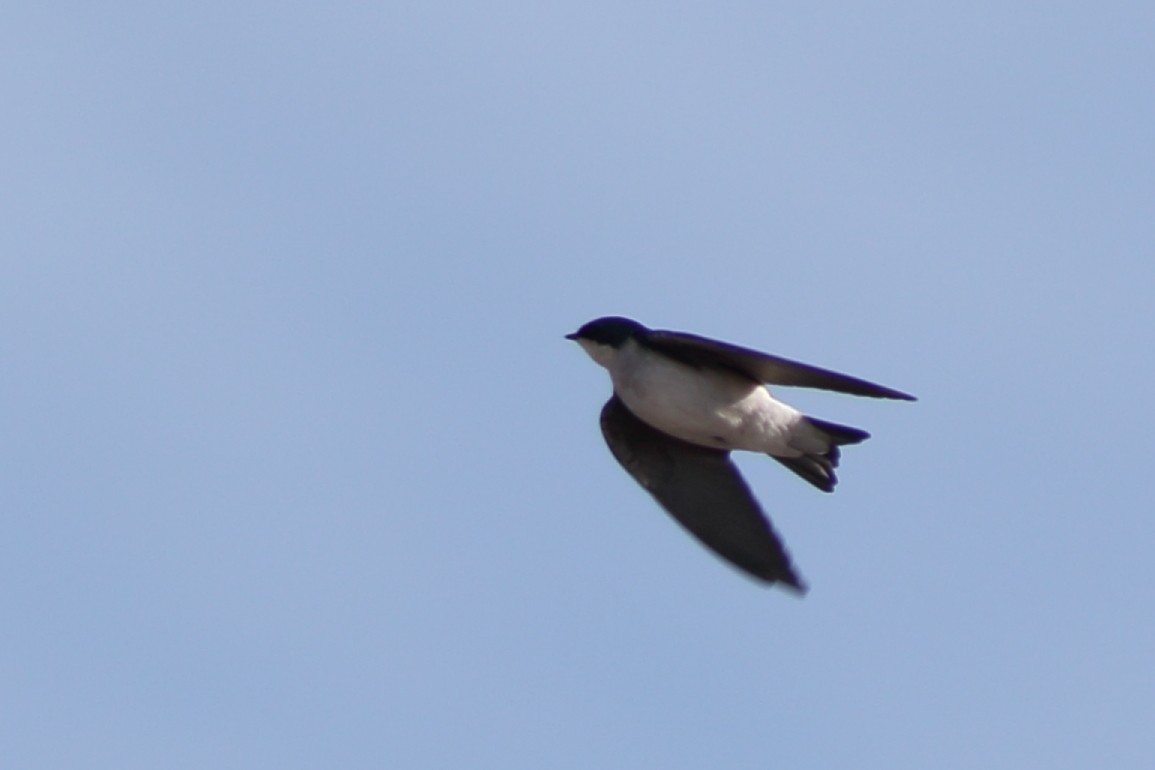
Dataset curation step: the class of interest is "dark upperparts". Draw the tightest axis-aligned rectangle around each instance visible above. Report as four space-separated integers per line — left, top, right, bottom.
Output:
565 316 648 348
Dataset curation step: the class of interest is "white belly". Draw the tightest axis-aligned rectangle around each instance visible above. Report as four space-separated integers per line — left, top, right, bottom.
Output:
610 343 803 455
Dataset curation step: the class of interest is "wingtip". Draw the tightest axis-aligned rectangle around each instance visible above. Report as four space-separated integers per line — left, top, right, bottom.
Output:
751 566 808 595
878 386 917 401
779 575 809 596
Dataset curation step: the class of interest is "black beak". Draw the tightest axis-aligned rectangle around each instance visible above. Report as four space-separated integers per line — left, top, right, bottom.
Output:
564 332 579 341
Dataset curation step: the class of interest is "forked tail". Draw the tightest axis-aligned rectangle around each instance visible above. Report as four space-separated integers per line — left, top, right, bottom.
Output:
773 417 870 493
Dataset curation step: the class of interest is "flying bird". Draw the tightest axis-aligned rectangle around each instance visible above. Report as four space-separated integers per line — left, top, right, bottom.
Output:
566 316 915 593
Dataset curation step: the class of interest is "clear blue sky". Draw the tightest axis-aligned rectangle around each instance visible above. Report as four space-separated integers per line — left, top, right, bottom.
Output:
4 3 1153 768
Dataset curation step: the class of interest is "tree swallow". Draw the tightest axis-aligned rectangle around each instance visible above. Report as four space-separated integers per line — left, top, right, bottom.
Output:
566 316 915 594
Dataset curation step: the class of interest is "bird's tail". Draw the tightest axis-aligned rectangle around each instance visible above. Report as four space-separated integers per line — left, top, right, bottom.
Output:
772 417 870 493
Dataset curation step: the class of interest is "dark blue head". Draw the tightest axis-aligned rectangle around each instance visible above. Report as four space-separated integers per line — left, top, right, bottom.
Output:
565 316 648 349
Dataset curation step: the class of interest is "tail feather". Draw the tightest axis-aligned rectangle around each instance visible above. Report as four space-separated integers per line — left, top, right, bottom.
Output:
805 417 870 446
773 417 870 493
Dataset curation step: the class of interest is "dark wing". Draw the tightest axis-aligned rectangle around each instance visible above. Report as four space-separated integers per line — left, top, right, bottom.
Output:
645 330 917 401
599 396 806 593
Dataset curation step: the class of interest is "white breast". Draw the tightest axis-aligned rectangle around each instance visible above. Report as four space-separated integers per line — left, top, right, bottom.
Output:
608 340 803 454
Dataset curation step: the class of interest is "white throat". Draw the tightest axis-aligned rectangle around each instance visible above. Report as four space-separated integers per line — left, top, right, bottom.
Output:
576 339 619 369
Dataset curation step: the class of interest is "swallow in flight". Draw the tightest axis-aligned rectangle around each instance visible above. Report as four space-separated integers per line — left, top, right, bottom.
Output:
567 316 915 593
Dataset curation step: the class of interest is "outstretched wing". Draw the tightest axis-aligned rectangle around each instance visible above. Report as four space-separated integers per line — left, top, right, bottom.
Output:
599 396 806 593
645 329 917 401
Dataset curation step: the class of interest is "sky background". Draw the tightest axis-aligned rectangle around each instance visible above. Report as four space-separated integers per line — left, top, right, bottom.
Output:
3 2 1154 768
